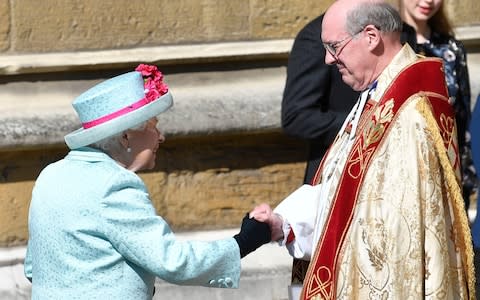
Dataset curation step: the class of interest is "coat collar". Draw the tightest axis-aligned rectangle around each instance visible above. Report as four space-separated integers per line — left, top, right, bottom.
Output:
65 147 115 163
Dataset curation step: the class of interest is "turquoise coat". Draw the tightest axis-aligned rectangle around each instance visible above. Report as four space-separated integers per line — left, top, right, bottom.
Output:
24 147 241 299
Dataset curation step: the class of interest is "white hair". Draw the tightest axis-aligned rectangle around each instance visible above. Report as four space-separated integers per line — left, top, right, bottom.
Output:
90 121 147 154
346 2 403 35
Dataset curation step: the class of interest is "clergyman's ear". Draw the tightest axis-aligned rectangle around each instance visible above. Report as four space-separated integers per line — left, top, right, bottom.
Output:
363 24 380 49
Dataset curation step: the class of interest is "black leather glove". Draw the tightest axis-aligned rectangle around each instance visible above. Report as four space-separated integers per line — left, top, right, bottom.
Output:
233 213 271 258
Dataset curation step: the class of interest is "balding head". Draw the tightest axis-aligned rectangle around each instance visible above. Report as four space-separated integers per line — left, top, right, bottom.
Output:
324 0 383 28
321 0 403 91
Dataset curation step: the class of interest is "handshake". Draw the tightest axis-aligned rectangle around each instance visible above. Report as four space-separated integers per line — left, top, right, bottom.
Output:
233 204 285 258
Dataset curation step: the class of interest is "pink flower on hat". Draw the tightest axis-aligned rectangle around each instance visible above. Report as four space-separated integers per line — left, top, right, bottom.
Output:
144 79 161 102
136 64 161 78
135 64 168 103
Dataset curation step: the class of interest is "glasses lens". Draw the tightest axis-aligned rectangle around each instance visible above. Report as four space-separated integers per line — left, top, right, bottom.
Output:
324 43 336 56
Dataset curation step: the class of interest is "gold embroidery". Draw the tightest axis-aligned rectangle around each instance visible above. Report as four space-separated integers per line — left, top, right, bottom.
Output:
347 146 374 179
416 99 475 300
424 252 431 281
364 99 394 147
359 218 387 271
346 99 394 180
439 113 455 146
306 266 334 300
375 99 395 122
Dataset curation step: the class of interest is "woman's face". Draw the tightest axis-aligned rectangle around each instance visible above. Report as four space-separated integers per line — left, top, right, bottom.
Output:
126 117 165 172
400 0 443 24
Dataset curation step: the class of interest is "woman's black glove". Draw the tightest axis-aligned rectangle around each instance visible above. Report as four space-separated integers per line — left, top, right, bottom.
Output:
233 213 271 258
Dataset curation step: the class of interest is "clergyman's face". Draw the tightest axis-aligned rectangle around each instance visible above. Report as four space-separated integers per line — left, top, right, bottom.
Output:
322 17 371 91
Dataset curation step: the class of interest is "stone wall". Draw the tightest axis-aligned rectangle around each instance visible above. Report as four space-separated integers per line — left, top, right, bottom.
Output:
2 0 330 54
0 133 307 245
1 0 479 54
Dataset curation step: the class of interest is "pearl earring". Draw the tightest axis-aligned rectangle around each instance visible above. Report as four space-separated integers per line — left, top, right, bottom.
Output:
127 147 131 153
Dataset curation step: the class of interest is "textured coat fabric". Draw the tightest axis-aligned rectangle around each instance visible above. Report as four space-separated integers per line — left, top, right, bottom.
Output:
24 147 241 300
281 14 359 184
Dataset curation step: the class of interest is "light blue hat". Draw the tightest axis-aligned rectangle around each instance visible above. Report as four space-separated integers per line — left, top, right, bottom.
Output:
64 68 173 149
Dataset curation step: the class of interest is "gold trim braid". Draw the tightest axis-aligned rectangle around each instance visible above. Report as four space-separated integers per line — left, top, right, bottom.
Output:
417 97 476 300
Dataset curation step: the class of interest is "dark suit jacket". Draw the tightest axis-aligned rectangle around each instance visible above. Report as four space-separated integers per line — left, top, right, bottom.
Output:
281 14 359 183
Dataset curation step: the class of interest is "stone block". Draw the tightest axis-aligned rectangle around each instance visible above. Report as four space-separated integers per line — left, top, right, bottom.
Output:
144 134 306 231
0 0 9 51
0 181 32 246
12 0 205 52
197 0 250 41
250 0 331 39
445 0 480 27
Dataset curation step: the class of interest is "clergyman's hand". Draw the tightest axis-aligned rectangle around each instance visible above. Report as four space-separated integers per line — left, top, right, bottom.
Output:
249 203 284 242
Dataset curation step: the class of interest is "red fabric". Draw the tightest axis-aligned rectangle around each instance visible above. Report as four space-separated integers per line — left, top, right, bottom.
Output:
286 229 295 244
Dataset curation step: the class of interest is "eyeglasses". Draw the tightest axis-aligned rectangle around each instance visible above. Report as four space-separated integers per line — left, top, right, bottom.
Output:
323 35 354 58
323 29 363 58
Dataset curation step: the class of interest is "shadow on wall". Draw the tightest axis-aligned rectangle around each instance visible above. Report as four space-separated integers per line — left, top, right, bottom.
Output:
0 132 308 183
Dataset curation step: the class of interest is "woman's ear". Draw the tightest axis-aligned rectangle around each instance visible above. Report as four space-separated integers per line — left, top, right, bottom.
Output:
120 132 129 151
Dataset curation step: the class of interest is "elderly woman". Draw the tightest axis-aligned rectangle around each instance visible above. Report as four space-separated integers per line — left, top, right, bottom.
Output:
24 64 270 299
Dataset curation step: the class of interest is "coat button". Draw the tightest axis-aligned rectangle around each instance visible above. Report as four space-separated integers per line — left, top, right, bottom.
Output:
224 277 233 288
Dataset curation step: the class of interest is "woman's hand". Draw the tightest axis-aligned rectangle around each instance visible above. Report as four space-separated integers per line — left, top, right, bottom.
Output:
249 203 284 242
